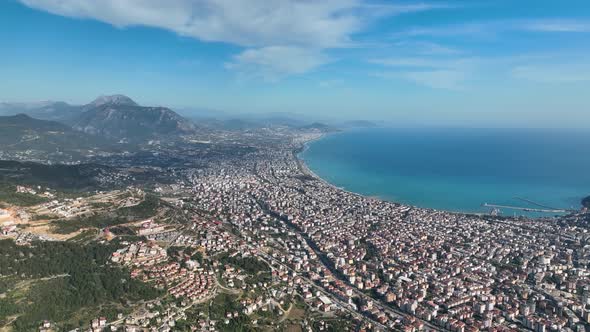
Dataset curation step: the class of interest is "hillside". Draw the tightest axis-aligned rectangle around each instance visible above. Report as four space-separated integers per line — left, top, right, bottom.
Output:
0 114 117 154
1 95 197 142
0 160 113 190
298 122 337 133
0 101 80 121
71 95 196 141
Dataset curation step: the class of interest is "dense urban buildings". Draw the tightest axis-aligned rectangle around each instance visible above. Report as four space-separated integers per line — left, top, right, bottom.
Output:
2 121 589 331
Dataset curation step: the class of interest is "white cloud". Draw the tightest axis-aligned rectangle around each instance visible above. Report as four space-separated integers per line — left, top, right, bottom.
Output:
318 79 344 88
20 0 447 79
380 18 590 89
20 0 357 48
512 64 590 83
225 46 330 81
373 69 466 89
404 41 461 55
370 57 476 68
393 22 495 38
393 19 590 39
523 21 590 33
370 56 478 89
403 70 466 89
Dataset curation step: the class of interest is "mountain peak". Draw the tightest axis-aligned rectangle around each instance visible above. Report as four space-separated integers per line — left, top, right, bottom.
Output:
89 95 138 107
8 113 33 120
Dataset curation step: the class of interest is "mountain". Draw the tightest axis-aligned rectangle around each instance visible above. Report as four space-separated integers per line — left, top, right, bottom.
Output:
25 101 81 122
0 159 113 191
0 101 56 115
0 113 71 133
298 122 337 133
0 101 81 122
0 114 119 158
1 95 196 142
87 94 138 108
176 107 228 120
71 95 196 141
342 120 378 128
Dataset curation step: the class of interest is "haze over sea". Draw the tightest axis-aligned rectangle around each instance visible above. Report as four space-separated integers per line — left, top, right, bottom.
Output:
301 128 590 216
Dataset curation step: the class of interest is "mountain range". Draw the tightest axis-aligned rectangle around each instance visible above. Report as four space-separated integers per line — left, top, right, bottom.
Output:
0 95 342 146
0 95 196 142
0 113 119 158
72 95 195 141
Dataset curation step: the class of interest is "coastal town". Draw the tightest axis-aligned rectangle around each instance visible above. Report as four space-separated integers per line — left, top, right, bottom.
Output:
3 0 590 330
1 126 589 332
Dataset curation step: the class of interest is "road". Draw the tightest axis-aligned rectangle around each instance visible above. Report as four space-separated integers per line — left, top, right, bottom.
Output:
253 199 445 331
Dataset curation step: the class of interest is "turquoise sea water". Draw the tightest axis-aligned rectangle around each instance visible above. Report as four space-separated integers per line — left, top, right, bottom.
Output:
300 128 590 216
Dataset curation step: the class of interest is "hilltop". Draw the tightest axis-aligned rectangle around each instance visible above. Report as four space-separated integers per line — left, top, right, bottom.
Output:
1 95 197 143
0 114 122 161
72 95 196 141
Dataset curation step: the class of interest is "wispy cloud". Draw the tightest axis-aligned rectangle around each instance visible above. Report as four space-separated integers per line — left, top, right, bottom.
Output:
318 79 344 88
225 46 330 81
512 63 590 83
393 22 494 38
371 53 590 89
370 56 479 89
403 69 466 89
393 19 590 38
380 17 590 89
523 20 590 33
392 40 462 55
370 57 477 68
20 0 448 79
373 69 466 89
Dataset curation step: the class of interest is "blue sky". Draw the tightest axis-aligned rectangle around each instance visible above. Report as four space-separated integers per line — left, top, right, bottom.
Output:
1 0 589 127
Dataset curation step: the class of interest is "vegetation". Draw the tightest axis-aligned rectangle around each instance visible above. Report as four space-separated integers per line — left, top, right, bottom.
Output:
219 254 270 276
0 182 48 206
66 229 98 243
210 294 254 332
0 160 112 191
0 239 162 331
312 318 354 332
0 114 122 156
117 194 162 219
51 214 129 234
51 194 162 234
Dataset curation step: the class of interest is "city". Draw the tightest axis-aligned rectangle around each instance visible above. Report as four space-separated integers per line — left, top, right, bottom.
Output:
1 124 589 331
1 1 590 331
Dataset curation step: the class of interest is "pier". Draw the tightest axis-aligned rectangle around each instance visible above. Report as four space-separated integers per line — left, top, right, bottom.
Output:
482 202 570 214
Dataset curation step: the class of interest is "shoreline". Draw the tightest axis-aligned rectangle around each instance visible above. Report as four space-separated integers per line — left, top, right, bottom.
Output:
296 131 421 209
294 131 572 219
295 143 487 216
294 132 371 200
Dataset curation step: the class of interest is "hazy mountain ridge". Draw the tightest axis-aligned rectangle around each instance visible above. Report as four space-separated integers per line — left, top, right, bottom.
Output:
297 122 337 132
1 95 196 142
0 159 113 190
0 101 79 121
0 95 345 140
86 94 138 108
72 96 196 141
0 114 127 162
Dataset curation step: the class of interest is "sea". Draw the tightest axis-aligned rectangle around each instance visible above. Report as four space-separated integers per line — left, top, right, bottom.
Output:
299 127 590 217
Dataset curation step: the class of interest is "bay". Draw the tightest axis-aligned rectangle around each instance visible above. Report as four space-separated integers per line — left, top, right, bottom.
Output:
300 127 590 216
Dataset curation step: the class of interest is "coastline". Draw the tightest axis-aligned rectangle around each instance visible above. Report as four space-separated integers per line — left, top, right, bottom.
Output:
295 131 400 204
294 131 569 218
296 145 495 217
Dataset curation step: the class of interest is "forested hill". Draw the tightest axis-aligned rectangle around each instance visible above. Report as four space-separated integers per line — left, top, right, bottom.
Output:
0 160 112 191
0 239 162 331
